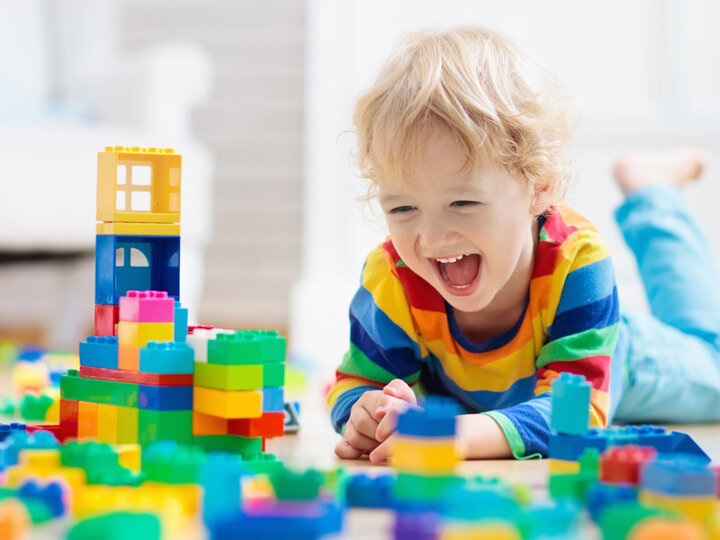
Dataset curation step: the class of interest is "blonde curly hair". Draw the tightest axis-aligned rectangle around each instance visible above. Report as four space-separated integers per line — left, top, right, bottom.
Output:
353 26 577 207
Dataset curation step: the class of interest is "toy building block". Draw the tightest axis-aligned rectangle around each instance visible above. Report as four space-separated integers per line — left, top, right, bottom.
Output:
119 291 175 323
138 385 193 411
142 441 205 484
283 401 300 434
669 431 712 463
117 406 139 444
186 328 233 363
600 445 657 486
207 332 264 365
392 472 462 506
193 387 262 419
550 372 591 435
96 222 180 235
587 482 638 523
19 394 54 422
262 362 285 388
139 342 194 374
80 366 193 387
253 330 287 363
344 473 394 508
79 336 119 370
94 304 119 337
548 429 612 462
117 321 174 348
118 345 140 371
96 403 119 444
0 431 58 470
67 511 161 540
18 481 65 518
61 371 139 408
640 455 717 497
0 499 29 540
391 437 459 473
78 401 99 439
95 234 180 305
138 410 193 446
271 467 324 500
201 453 246 529
193 434 263 455
228 412 285 438
396 397 461 438
174 302 188 342
96 146 181 225
193 362 262 391
0 423 27 443
192 412 228 436
262 387 284 413
628 518 706 540
599 503 673 540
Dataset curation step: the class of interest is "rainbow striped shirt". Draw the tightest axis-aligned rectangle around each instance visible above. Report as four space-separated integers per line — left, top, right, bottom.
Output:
327 205 620 458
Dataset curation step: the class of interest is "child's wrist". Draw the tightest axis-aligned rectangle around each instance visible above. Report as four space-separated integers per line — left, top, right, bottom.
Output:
456 413 512 459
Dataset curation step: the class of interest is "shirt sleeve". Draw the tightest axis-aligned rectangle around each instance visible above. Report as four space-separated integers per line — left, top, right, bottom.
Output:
327 246 424 433
484 228 620 458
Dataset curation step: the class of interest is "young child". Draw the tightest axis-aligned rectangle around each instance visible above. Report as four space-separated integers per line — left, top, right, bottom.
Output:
326 26 720 461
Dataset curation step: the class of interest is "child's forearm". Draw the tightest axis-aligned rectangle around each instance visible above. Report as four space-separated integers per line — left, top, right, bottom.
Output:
456 413 513 459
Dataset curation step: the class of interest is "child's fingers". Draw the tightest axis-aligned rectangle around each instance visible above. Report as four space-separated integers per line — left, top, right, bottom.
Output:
375 404 406 442
344 422 380 452
350 403 380 439
368 436 393 464
334 438 365 460
382 379 417 404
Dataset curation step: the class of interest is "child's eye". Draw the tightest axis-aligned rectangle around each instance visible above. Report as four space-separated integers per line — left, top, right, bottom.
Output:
389 205 416 214
451 200 479 208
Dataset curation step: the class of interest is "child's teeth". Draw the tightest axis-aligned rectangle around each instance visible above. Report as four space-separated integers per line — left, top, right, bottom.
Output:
437 254 465 264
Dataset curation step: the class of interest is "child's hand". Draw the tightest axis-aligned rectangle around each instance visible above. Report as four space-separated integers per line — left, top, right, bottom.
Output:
369 379 417 464
334 389 385 459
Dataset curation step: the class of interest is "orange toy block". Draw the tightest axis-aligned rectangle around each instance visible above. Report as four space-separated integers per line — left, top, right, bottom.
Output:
0 499 29 540
118 346 140 371
192 411 228 435
78 401 99 439
193 387 262 419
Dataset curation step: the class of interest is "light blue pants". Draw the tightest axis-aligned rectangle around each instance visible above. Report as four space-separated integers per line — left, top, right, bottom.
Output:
612 185 720 423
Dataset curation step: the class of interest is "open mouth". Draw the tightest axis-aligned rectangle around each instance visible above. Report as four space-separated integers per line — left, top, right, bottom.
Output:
432 254 482 296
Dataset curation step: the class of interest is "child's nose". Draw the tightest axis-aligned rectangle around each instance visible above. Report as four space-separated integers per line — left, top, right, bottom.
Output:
419 219 458 250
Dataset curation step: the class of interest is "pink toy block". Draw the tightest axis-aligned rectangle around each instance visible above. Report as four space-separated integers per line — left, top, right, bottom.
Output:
119 290 175 323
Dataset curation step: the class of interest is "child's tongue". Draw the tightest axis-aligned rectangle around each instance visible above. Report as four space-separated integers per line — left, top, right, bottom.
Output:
441 254 480 287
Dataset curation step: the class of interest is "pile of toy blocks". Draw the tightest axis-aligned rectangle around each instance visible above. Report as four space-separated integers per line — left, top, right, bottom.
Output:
57 290 194 446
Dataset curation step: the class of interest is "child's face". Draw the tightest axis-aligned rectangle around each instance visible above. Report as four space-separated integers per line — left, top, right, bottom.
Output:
377 124 542 315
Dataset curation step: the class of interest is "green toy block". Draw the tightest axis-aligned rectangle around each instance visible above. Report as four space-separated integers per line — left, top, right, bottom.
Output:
548 471 596 503
254 330 286 363
262 362 285 388
139 410 193 446
142 442 205 484
193 362 263 390
192 434 262 455
61 371 138 407
271 467 324 500
207 333 263 365
598 503 670 540
19 394 54 421
67 512 161 540
393 473 462 502
241 452 284 476
60 441 140 486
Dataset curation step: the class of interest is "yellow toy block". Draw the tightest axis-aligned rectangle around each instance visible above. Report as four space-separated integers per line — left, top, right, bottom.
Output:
118 321 174 347
117 444 141 473
548 459 580 475
97 403 119 444
96 222 181 236
117 406 139 444
78 400 99 439
640 491 716 530
391 437 459 473
192 411 228 435
442 522 521 540
96 146 181 225
44 396 60 423
193 387 262 419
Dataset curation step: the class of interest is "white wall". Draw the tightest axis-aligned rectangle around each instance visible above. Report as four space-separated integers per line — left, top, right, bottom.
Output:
294 0 720 380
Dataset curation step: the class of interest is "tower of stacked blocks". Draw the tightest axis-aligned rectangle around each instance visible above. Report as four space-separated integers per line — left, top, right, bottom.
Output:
46 146 285 451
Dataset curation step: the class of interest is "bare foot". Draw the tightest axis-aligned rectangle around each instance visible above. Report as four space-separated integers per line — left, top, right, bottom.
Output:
612 147 710 195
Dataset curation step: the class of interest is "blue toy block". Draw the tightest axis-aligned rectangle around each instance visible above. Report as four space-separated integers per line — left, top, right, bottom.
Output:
79 336 119 369
623 425 673 452
669 431 711 463
345 473 394 508
138 385 193 411
0 423 26 443
202 453 247 529
18 481 65 518
442 483 521 522
174 301 188 342
139 341 194 374
550 372 591 435
396 397 463 438
262 387 285 413
548 429 611 461
0 430 58 470
95 234 180 305
522 500 582 539
587 483 637 523
17 346 45 363
641 454 717 496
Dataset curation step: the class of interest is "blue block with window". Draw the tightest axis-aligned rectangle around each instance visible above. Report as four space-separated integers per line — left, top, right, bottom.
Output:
95 234 180 305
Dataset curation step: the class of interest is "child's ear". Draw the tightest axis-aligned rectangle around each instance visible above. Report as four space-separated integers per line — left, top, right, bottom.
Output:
530 183 553 215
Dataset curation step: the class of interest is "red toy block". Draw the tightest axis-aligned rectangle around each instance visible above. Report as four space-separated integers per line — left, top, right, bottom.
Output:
94 304 119 336
119 290 175 323
25 424 72 443
59 398 79 431
189 325 215 334
79 365 193 386
600 445 657 485
228 412 285 438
